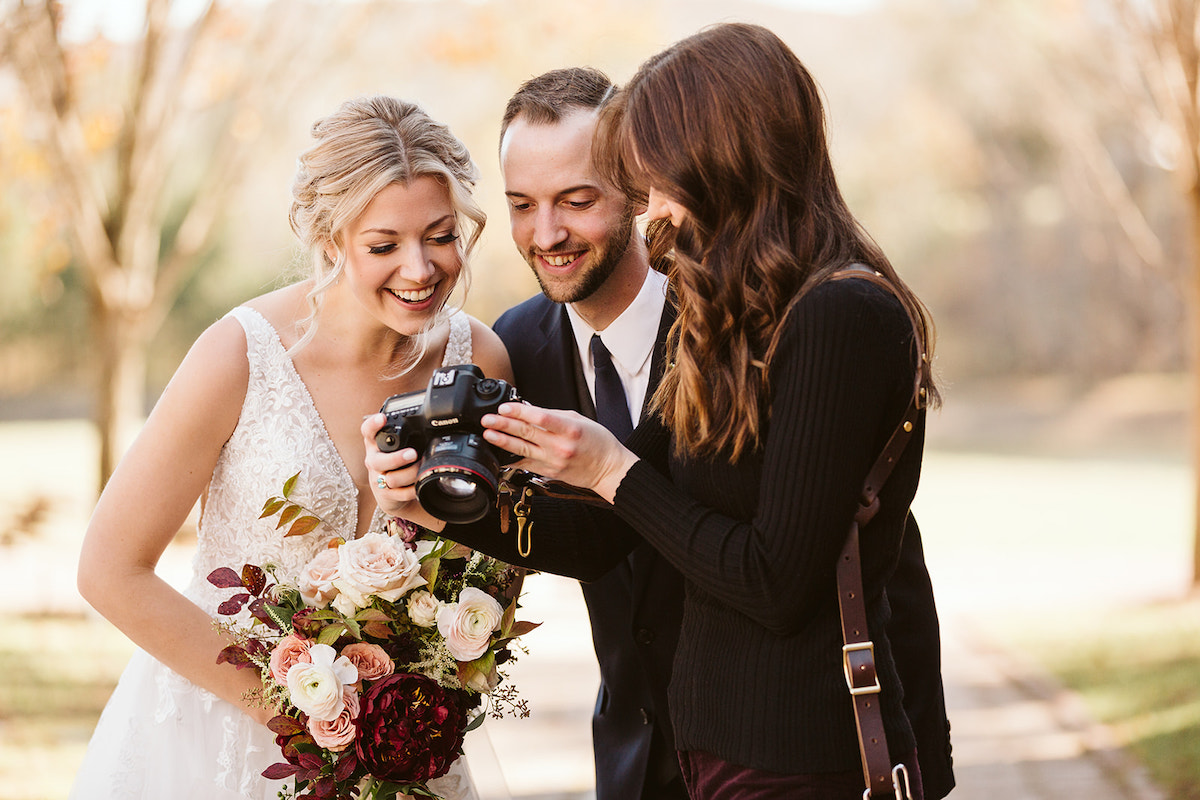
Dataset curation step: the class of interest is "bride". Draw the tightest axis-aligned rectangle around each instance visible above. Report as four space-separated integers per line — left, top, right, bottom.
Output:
70 95 512 800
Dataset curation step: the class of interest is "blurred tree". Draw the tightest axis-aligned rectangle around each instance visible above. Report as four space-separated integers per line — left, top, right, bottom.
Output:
873 0 1187 382
0 0 356 491
1112 0 1200 588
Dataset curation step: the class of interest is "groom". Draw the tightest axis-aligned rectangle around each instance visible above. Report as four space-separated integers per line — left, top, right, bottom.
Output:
490 68 687 800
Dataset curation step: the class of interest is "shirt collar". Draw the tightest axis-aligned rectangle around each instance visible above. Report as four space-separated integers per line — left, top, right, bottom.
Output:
565 267 668 377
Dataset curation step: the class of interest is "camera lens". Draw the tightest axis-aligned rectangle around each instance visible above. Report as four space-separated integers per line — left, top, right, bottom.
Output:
436 476 477 499
414 433 500 523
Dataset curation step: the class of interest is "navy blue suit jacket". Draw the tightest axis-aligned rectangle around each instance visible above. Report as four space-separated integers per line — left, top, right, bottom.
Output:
492 292 685 800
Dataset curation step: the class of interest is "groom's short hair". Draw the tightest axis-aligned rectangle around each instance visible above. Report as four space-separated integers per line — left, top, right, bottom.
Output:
499 67 616 148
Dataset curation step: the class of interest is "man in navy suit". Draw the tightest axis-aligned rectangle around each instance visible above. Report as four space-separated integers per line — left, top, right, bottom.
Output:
492 68 688 800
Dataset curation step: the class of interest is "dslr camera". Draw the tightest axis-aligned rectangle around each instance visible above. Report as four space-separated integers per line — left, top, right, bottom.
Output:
375 364 522 523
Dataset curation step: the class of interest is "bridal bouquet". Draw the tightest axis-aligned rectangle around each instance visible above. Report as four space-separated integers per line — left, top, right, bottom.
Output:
209 481 537 800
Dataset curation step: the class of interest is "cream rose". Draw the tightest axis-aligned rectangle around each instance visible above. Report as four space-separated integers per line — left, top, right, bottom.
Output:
268 633 312 685
286 643 358 721
331 532 427 613
407 590 441 628
339 642 394 682
437 587 503 662
297 547 340 608
308 688 360 752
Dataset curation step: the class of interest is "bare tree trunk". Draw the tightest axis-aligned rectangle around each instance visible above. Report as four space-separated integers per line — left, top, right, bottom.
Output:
92 302 148 488
1191 182 1200 589
2 0 347 493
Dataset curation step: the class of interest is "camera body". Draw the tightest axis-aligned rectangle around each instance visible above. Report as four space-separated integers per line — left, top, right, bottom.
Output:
376 364 521 523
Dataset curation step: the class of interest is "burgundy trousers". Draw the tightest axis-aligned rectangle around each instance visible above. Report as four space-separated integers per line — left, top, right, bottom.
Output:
678 748 924 800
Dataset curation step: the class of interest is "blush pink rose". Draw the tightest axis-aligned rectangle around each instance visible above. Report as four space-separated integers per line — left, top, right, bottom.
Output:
339 642 395 682
268 634 313 685
297 547 341 608
407 590 441 628
331 533 427 614
308 688 360 752
436 587 503 662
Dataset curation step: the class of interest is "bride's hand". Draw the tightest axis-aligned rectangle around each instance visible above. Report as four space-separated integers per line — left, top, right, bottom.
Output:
360 414 446 531
481 403 638 503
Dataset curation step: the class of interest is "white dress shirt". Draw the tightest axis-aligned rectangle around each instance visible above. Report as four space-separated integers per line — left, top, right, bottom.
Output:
565 267 669 428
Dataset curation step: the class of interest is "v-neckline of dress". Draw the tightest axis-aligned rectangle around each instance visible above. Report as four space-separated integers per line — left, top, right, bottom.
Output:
239 306 375 538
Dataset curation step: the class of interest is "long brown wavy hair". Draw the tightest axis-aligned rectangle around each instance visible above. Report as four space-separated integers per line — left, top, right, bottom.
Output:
595 23 939 461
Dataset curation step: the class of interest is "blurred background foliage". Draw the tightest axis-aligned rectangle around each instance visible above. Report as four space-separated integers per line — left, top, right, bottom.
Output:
0 0 1190 427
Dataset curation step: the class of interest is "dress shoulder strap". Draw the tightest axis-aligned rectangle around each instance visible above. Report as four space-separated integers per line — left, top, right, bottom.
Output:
441 311 473 366
225 306 286 370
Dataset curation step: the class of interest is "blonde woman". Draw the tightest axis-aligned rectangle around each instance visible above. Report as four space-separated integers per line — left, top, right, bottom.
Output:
71 96 511 799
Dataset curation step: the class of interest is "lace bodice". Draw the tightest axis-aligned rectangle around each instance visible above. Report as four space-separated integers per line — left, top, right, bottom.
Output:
183 308 473 616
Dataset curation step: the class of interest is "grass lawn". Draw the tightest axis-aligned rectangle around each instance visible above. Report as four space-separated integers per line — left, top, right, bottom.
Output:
0 614 134 800
994 595 1200 800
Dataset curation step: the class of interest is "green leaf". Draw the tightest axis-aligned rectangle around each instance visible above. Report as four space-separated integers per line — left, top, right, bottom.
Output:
276 504 301 529
316 623 347 646
259 497 285 519
282 471 300 498
500 597 517 638
465 712 486 732
263 603 296 627
423 559 439 589
286 515 320 537
472 649 495 674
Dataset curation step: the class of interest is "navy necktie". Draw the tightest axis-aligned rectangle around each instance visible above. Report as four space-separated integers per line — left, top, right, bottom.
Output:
590 333 634 442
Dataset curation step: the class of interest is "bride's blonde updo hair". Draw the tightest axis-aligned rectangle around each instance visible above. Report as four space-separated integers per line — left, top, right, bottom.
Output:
287 95 486 363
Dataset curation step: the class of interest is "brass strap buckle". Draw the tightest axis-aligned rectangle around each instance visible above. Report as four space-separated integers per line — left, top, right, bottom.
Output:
842 641 881 696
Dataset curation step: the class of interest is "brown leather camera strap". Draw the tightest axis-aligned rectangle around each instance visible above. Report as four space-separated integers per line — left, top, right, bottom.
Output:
836 392 920 799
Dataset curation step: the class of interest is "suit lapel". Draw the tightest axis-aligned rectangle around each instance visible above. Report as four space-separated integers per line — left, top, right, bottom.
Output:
525 300 590 415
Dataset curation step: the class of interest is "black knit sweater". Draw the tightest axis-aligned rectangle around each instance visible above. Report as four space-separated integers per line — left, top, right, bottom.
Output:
446 277 923 773
611 277 923 773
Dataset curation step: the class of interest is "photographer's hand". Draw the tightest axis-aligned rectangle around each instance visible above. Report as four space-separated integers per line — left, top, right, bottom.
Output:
360 413 447 532
481 403 639 504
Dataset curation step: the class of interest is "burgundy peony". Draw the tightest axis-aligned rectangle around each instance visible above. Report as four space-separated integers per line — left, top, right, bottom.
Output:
354 673 466 784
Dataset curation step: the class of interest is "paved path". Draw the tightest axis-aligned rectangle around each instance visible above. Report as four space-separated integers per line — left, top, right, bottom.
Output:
0 422 1187 799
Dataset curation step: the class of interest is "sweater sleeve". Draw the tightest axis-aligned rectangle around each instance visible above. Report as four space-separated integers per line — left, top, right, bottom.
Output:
440 416 670 580
611 279 915 635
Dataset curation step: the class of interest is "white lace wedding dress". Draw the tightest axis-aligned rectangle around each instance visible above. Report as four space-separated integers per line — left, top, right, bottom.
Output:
70 307 495 800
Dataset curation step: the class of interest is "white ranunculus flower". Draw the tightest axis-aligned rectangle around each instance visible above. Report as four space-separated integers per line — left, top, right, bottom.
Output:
437 587 503 662
407 590 442 628
331 532 427 611
285 643 358 722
